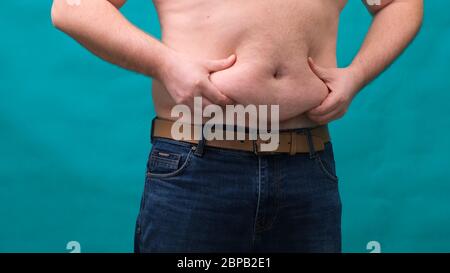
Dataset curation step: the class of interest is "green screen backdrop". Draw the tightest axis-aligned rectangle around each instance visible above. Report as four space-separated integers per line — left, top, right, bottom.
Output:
0 1 449 253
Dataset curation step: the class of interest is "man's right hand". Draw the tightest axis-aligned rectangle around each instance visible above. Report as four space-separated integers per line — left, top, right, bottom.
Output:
158 50 236 108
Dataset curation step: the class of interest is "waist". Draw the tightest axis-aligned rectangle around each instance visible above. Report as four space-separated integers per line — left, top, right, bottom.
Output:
152 53 331 127
151 118 330 155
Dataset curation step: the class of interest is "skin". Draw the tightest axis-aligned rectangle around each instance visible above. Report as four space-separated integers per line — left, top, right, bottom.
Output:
51 0 423 128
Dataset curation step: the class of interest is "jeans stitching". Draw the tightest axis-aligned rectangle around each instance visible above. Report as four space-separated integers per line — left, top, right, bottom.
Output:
147 147 195 178
315 156 338 183
271 160 282 231
135 174 149 253
150 153 181 170
252 157 262 242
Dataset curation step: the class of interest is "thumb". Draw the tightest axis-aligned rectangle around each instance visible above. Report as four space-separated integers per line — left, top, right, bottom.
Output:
308 57 332 81
205 54 236 72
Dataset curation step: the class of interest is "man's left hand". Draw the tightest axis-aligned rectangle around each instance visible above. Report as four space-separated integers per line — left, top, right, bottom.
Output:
306 57 362 125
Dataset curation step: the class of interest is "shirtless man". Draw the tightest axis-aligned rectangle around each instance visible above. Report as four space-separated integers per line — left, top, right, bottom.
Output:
51 0 423 252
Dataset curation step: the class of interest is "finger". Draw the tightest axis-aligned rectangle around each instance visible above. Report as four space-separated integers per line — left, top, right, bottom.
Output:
201 80 234 106
205 54 236 72
308 57 332 81
309 107 346 125
308 91 340 116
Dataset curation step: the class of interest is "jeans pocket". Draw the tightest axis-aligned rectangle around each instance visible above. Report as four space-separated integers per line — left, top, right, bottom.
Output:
147 139 195 178
314 142 339 183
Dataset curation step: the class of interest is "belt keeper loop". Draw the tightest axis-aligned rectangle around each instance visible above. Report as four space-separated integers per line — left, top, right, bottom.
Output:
306 129 318 159
289 132 297 155
194 124 206 157
253 140 258 155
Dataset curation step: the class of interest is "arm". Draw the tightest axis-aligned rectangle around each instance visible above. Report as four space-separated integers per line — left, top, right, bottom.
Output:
352 0 424 88
51 0 168 78
51 0 234 106
307 0 424 125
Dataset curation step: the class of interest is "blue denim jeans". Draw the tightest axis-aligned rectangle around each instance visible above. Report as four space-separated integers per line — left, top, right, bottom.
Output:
134 135 341 253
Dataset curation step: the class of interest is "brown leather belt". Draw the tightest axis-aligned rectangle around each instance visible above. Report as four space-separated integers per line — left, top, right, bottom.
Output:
151 118 330 155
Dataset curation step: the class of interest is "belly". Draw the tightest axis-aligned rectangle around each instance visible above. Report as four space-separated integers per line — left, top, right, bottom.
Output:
152 0 342 128
209 52 330 122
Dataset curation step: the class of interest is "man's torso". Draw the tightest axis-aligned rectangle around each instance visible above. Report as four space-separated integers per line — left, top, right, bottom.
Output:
152 0 347 128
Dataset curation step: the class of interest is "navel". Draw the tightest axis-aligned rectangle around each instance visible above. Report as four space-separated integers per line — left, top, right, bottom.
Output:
273 65 285 79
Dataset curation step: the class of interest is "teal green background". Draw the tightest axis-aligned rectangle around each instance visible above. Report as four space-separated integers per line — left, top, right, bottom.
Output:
0 1 449 253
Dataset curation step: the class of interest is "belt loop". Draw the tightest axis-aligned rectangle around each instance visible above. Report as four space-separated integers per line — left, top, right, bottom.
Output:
253 140 258 155
289 132 297 155
306 129 318 159
194 124 206 157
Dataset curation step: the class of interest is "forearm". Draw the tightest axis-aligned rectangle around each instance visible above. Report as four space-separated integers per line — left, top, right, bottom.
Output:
350 0 424 90
51 0 170 78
